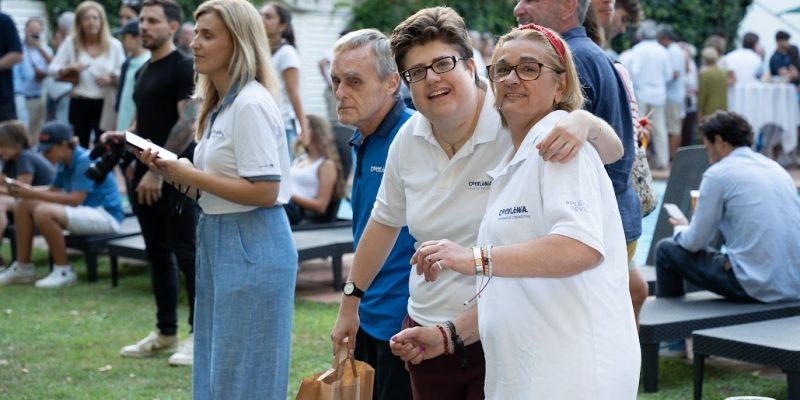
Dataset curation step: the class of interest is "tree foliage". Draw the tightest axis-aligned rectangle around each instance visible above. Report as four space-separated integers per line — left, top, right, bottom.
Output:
349 0 517 36
615 0 753 53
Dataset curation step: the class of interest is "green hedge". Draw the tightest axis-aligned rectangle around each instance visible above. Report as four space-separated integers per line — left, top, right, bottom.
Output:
614 0 752 53
349 0 516 36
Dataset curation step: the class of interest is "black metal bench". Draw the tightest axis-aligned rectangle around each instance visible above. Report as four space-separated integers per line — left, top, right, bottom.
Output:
4 216 140 282
693 316 800 400
107 227 354 289
639 291 800 392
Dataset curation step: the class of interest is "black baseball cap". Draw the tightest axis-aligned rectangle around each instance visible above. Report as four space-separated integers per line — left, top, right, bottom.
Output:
114 20 140 36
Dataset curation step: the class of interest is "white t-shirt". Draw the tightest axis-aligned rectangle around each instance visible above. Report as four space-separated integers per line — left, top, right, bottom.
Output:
194 80 291 214
372 88 511 327
724 48 763 85
666 42 687 103
271 43 301 126
290 154 326 199
624 40 671 106
477 110 640 399
48 36 125 99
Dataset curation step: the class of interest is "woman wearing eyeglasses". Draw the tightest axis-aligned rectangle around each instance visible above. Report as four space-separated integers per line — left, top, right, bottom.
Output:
330 7 624 399
392 24 640 399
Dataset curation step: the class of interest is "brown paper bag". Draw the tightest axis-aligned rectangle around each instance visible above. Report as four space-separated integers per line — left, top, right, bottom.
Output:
295 348 374 400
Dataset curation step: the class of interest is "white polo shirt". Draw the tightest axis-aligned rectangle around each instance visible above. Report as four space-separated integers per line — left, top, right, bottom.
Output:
194 80 291 214
371 88 511 327
477 110 640 399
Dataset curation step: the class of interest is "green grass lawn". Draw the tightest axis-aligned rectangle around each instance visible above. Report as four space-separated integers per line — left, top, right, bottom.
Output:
0 246 789 399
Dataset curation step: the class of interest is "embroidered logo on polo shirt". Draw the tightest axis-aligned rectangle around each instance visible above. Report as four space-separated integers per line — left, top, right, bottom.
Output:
370 166 385 174
467 180 492 190
566 200 588 212
209 129 225 138
497 205 530 220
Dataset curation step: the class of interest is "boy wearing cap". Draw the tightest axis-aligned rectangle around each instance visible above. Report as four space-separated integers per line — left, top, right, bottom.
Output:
0 121 124 288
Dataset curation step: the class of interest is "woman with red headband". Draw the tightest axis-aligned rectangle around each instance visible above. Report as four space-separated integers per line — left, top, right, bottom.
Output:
331 6 627 400
392 24 640 398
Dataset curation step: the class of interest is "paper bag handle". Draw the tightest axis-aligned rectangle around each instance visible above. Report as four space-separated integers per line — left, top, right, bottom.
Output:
333 346 359 379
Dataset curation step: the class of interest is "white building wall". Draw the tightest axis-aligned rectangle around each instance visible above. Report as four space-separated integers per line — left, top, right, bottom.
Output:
290 1 351 119
0 0 49 38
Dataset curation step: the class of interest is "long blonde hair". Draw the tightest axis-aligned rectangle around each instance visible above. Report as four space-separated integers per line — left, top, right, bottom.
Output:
297 115 346 199
74 1 111 54
193 0 280 140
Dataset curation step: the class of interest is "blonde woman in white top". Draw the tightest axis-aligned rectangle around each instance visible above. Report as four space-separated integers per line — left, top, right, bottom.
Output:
285 114 345 224
138 0 295 398
49 1 123 147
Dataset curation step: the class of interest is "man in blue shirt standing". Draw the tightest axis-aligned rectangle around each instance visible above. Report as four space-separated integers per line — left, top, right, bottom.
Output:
20 17 53 139
329 29 415 400
0 121 123 288
769 30 800 86
656 111 800 303
513 0 646 319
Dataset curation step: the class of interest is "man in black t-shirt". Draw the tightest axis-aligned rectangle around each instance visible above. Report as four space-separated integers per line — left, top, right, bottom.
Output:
118 0 198 367
0 12 22 121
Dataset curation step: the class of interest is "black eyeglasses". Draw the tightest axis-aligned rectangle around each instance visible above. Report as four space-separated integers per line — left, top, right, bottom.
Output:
486 62 563 83
401 55 469 84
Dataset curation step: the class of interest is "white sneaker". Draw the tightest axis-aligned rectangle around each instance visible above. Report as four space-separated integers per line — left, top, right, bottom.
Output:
34 266 77 288
120 331 179 358
0 262 37 286
168 334 193 366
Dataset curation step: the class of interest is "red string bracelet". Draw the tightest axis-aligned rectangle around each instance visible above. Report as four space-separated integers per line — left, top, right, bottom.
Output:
436 324 450 355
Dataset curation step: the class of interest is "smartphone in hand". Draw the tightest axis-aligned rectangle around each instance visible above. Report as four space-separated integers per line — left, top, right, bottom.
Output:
663 203 687 221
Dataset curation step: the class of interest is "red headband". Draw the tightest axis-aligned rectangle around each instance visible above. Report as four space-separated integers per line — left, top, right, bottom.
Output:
518 23 566 66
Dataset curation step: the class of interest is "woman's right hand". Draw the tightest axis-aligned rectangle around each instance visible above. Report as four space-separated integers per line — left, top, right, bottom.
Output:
390 326 445 364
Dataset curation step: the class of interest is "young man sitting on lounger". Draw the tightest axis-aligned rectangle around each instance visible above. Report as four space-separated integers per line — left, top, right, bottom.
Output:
655 111 800 303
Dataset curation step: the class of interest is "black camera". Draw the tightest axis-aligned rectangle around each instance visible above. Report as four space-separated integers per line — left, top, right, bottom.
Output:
86 136 126 183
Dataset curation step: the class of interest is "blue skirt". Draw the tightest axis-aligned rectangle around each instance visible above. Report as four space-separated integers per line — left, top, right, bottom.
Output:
192 206 297 400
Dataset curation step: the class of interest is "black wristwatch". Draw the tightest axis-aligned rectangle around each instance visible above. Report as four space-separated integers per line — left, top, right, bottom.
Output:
342 281 365 298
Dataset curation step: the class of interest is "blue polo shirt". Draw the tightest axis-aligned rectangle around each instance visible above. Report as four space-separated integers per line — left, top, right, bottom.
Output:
350 98 416 341
52 146 125 222
562 26 642 242
769 48 797 77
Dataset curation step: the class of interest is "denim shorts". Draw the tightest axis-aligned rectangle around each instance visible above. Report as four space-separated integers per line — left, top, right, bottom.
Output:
193 206 297 399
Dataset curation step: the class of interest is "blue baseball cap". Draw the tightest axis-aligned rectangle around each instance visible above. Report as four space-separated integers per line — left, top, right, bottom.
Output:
37 121 74 153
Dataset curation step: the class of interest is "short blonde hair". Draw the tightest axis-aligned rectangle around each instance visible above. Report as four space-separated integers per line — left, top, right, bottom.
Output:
74 1 112 54
701 46 719 66
490 26 584 123
194 0 280 140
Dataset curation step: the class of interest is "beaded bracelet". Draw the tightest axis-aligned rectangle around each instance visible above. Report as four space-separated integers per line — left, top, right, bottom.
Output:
444 320 467 368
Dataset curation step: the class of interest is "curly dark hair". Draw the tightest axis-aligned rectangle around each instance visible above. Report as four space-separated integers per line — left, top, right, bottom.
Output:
700 111 753 148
